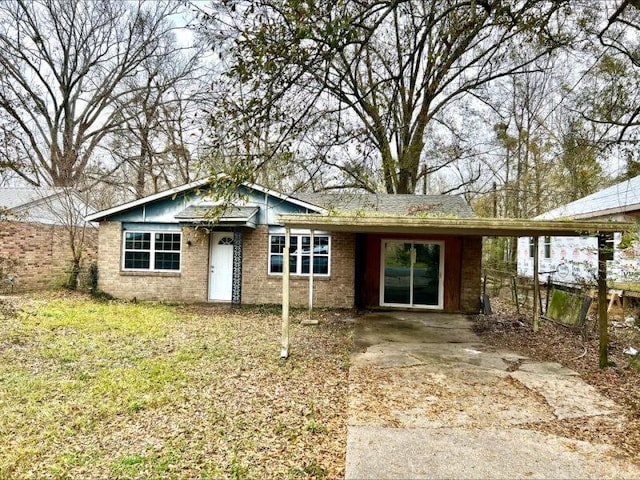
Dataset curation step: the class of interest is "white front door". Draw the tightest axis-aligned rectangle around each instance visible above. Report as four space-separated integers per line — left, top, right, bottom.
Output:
209 232 234 302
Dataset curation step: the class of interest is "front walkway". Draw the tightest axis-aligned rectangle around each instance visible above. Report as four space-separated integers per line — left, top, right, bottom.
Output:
346 312 640 479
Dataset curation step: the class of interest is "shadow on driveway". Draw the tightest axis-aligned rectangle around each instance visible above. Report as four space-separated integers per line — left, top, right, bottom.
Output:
346 311 640 479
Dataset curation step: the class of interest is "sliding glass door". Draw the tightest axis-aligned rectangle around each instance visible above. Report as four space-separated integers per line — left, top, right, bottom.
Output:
381 240 443 308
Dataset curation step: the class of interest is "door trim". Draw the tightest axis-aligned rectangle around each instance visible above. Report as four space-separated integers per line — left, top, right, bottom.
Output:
379 239 445 309
208 231 234 302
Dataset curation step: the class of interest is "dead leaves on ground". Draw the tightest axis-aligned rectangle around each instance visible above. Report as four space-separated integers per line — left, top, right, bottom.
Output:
473 299 640 462
0 293 353 479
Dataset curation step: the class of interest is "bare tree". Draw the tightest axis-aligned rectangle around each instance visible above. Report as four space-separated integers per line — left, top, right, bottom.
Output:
0 0 192 187
38 188 96 289
107 42 208 199
577 0 640 177
202 0 571 194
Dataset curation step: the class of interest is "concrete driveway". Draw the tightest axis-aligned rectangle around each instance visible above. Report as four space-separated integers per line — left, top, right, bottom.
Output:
346 312 640 479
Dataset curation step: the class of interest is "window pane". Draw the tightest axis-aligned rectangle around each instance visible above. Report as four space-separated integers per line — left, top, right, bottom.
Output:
314 236 329 254
313 256 328 274
155 233 180 251
124 252 150 269
544 237 551 259
155 252 180 270
301 256 310 274
125 232 150 250
270 254 283 273
270 235 285 253
604 233 614 261
289 236 298 254
529 237 535 258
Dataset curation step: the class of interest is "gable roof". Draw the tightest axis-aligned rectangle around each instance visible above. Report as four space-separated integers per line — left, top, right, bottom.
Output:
292 192 475 217
85 178 326 222
537 175 640 220
0 187 94 225
0 187 60 210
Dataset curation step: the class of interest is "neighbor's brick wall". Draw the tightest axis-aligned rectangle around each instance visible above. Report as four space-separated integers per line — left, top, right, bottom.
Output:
0 220 98 291
97 222 209 302
242 226 356 308
460 235 482 313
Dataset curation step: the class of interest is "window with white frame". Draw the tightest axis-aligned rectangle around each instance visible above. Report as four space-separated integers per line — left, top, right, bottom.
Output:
528 237 535 258
603 233 615 262
269 234 330 275
543 236 551 259
123 231 181 271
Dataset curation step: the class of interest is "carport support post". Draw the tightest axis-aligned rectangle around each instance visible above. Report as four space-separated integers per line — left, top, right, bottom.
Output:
597 234 609 368
533 236 540 332
308 229 314 320
281 228 291 358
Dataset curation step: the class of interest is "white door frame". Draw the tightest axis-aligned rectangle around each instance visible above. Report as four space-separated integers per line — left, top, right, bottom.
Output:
208 232 234 302
379 239 445 309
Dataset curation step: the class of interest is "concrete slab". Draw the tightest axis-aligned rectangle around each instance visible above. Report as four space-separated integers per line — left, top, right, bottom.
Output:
511 370 619 420
346 311 640 479
346 426 640 480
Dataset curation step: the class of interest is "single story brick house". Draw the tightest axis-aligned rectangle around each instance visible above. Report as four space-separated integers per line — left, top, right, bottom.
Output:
87 178 634 323
86 179 484 312
0 187 96 291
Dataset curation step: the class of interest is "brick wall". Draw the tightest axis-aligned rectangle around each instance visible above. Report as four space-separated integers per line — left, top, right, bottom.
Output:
242 226 356 308
0 220 97 292
460 235 482 313
97 222 209 302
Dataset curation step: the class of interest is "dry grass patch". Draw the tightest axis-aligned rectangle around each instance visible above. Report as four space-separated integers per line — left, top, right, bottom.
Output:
0 292 353 479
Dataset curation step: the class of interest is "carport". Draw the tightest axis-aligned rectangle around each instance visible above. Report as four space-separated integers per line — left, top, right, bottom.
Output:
276 214 634 366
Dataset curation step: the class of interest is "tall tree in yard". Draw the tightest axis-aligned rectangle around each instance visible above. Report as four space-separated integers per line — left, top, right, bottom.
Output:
106 44 207 199
202 0 570 193
578 0 640 179
0 0 192 187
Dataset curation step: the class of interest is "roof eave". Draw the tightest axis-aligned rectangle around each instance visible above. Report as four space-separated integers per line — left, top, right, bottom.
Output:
277 214 635 237
85 178 214 222
86 177 327 222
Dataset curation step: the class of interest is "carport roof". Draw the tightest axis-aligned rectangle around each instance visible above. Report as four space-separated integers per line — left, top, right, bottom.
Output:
277 213 635 236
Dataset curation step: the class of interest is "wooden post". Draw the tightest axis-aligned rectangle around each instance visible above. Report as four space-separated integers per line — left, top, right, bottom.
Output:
597 234 609 368
308 229 314 320
280 228 291 358
533 236 540 332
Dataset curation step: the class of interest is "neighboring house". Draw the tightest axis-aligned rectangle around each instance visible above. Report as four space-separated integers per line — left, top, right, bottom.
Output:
0 188 97 291
517 176 640 287
86 179 483 312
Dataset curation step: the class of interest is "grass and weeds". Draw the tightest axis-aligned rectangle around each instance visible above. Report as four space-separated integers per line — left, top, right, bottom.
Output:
0 292 353 479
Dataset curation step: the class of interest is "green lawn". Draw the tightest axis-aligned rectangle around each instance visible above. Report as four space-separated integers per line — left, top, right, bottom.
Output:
0 293 352 479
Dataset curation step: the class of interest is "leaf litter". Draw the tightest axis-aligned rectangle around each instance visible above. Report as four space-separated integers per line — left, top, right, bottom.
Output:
0 292 353 479
472 298 640 464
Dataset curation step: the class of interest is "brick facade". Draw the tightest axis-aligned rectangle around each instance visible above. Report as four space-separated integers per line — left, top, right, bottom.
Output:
0 220 97 292
242 226 355 308
97 222 209 302
460 235 482 313
96 222 475 312
97 222 356 308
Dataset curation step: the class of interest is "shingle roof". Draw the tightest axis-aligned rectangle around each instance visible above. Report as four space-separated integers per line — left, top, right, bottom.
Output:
0 188 60 210
0 187 93 225
174 205 259 223
291 192 476 218
537 175 640 220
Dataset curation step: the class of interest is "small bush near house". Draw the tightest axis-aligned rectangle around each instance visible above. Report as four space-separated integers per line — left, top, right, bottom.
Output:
0 291 353 479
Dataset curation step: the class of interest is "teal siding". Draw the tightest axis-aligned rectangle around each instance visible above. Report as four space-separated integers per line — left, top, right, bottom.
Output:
103 185 315 226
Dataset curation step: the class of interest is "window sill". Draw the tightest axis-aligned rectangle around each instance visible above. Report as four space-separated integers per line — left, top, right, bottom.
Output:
268 274 331 280
120 271 181 277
